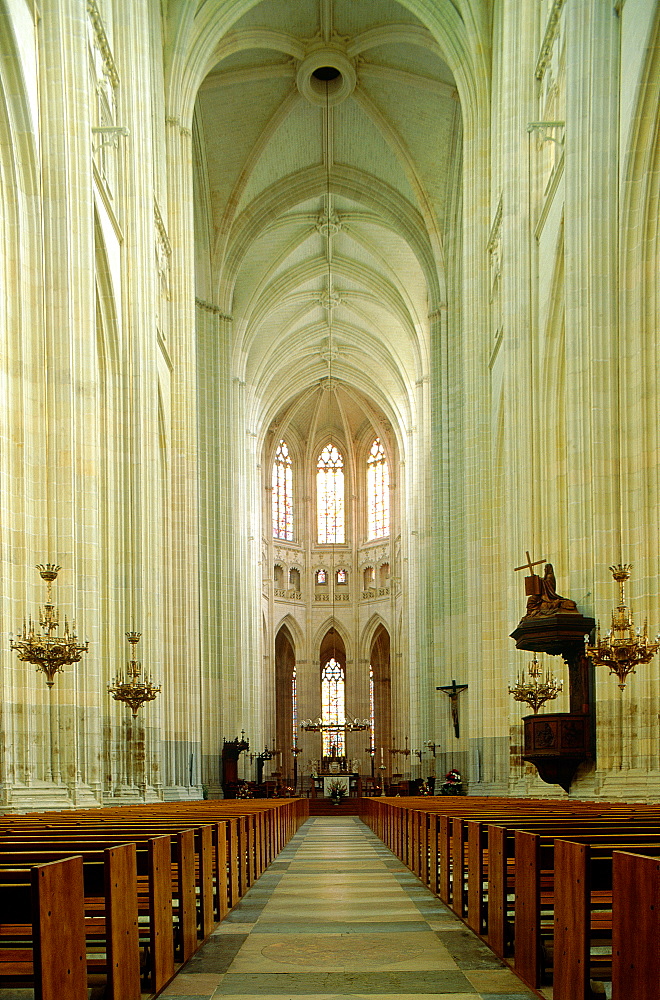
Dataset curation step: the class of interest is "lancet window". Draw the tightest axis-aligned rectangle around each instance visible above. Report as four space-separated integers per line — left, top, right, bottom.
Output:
367 438 389 539
272 439 293 540
369 666 375 753
321 657 345 756
317 443 345 544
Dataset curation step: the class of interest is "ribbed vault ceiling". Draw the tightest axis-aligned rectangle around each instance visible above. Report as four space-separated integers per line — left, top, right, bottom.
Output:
193 0 463 444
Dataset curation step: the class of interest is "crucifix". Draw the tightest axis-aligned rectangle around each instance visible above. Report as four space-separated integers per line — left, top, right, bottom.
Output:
436 679 468 738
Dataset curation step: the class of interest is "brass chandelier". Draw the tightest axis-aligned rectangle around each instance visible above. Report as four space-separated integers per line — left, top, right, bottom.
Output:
10 564 89 687
300 715 370 733
585 564 659 690
108 631 161 716
509 653 563 714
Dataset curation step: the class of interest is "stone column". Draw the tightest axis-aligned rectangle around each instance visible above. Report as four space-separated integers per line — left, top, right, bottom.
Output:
496 0 538 792
457 97 491 790
164 110 203 796
197 302 235 790
564 1 621 770
38 0 98 804
114 2 164 799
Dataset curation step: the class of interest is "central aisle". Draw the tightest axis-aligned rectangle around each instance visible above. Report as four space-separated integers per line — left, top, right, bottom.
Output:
161 816 536 999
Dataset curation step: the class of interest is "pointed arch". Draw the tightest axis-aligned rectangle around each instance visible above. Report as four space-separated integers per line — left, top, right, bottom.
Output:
369 624 392 771
273 612 305 651
319 627 347 758
312 617 352 662
274 622 296 770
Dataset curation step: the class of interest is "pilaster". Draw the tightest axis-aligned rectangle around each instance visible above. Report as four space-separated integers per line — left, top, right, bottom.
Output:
564 1 621 775
38 0 98 804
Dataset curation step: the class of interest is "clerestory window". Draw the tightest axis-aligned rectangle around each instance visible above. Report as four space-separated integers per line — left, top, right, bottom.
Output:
272 440 293 540
367 438 389 539
317 443 345 543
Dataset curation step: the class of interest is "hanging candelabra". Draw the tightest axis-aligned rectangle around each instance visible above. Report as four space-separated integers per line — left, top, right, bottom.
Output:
509 653 563 714
10 564 89 687
585 565 659 690
389 735 411 759
108 632 161 716
300 714 370 733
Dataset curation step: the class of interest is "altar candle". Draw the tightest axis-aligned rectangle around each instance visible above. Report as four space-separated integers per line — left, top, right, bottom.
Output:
380 747 384 764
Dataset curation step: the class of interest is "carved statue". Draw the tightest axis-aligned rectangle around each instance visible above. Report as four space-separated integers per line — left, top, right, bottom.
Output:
524 563 578 618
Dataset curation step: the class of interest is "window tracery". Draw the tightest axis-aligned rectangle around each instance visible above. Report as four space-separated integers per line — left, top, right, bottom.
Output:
317 443 345 543
321 657 345 756
367 438 389 539
369 666 375 753
272 439 293 540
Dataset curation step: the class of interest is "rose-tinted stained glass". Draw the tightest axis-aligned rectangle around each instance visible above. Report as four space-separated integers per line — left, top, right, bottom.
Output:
272 440 293 540
317 443 345 543
367 438 389 539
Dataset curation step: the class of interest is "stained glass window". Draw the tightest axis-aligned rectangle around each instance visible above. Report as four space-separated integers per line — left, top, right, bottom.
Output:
336 568 347 584
369 666 375 753
367 438 389 539
272 440 293 540
316 569 327 585
321 657 345 756
317 443 345 543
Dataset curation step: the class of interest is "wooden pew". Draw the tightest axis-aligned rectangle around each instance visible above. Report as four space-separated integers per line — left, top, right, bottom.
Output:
0 857 87 1000
360 797 660 999
0 798 309 999
612 850 660 1000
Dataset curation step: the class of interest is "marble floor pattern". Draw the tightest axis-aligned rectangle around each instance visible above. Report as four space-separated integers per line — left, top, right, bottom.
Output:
161 816 537 1000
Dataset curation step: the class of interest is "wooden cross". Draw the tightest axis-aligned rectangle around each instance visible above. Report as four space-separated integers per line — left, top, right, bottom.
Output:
514 551 547 597
436 679 468 738
514 551 546 576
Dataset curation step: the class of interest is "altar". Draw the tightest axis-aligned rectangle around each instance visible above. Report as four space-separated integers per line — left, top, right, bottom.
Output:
322 774 349 798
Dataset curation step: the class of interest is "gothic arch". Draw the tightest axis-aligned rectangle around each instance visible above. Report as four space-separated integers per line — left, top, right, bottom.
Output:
274 623 297 769
312 618 352 664
369 624 392 766
273 613 304 651
361 614 389 655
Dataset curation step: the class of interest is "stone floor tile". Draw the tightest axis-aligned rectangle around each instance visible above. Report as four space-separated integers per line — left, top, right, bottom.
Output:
160 972 224 995
163 817 533 1000
249 919 431 934
180 935 248 974
436 929 506 969
225 930 458 974
464 968 536 994
216 971 476 993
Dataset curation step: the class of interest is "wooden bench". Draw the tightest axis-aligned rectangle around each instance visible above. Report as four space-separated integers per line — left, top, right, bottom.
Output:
359 796 660 1000
0 857 88 1000
0 798 309 999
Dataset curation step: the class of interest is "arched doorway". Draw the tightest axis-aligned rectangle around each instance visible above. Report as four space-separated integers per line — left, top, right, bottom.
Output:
319 627 347 769
370 625 392 779
275 625 296 784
